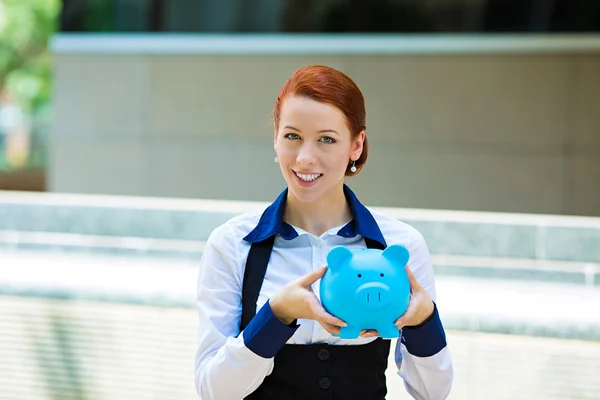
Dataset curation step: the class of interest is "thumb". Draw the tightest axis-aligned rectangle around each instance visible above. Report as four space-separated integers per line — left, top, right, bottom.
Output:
405 265 422 291
298 265 327 287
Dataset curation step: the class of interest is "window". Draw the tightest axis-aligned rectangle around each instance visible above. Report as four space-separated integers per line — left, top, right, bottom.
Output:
59 0 600 33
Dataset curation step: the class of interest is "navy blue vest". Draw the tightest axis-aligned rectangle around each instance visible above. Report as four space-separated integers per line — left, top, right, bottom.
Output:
241 235 391 399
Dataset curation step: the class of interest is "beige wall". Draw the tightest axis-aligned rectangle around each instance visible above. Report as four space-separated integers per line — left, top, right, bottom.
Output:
49 37 600 216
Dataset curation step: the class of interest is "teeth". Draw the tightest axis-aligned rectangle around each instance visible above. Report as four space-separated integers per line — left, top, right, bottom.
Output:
296 173 321 182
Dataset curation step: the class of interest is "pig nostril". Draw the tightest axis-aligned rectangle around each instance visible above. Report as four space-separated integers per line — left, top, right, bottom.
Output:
367 293 369 302
378 292 380 301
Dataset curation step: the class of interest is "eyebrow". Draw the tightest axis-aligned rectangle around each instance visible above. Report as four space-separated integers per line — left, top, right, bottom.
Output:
283 125 340 135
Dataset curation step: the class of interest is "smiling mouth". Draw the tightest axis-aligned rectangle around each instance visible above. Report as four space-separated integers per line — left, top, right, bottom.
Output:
294 171 323 182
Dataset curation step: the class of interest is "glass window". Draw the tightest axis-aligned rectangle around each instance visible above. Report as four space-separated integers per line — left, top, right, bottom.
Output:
59 0 600 33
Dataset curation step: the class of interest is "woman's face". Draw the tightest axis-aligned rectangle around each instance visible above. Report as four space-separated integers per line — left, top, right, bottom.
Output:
274 95 364 204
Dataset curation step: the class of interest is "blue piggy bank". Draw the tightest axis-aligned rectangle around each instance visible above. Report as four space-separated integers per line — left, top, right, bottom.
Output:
319 244 411 339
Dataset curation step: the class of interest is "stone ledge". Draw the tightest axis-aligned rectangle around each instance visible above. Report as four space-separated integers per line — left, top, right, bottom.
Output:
1 190 599 263
1 251 598 341
2 237 598 286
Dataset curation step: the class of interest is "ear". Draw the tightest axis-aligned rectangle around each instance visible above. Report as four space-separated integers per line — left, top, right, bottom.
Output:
327 246 353 272
382 244 410 266
350 130 365 161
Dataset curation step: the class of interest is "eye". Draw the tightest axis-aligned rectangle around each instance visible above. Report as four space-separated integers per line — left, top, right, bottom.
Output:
357 274 362 278
319 136 336 144
284 133 300 140
380 273 384 277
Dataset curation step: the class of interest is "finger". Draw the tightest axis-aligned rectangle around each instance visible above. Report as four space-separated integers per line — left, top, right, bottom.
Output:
320 321 341 336
395 297 419 328
306 296 347 327
405 265 422 291
315 306 347 327
298 265 327 286
359 329 380 338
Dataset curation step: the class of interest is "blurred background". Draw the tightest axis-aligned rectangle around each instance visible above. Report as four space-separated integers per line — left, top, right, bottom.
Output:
0 0 599 399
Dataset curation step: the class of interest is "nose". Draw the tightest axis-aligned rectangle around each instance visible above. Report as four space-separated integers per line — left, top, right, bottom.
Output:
296 142 316 166
355 282 390 310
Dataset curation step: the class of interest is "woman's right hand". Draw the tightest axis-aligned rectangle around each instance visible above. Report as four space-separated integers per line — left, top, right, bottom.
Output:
269 265 347 335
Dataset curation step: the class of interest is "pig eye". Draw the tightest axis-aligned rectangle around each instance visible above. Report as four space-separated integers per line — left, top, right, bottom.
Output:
357 274 362 278
380 273 384 277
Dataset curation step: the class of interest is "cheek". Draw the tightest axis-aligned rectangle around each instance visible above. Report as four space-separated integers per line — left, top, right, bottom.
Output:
327 148 351 170
277 146 296 162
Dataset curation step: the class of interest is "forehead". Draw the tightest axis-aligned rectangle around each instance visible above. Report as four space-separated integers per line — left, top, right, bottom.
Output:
280 96 348 131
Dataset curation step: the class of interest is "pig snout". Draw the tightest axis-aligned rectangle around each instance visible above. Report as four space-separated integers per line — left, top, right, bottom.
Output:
355 282 391 310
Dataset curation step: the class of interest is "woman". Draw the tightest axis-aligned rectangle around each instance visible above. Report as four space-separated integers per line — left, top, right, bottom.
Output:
194 65 453 399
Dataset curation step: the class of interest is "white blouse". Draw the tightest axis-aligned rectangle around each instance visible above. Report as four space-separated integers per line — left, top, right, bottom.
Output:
194 185 453 399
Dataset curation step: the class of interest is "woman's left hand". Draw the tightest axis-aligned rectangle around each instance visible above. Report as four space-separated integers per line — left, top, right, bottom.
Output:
359 265 434 338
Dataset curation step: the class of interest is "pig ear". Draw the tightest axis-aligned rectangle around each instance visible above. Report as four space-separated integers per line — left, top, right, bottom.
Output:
327 246 353 272
382 244 410 266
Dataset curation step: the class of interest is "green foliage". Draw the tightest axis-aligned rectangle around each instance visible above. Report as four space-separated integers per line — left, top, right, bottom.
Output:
0 0 61 111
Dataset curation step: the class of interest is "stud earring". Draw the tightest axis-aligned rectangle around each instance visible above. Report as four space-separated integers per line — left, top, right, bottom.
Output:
350 160 357 173
274 156 278 163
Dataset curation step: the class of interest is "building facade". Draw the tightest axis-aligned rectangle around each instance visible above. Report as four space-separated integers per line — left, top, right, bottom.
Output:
50 1 600 216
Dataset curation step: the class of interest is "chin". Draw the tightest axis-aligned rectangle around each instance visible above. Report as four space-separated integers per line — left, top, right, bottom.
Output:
287 185 323 203
286 178 339 205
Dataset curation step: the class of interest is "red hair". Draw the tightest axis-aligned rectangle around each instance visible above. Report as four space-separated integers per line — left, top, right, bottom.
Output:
273 65 369 176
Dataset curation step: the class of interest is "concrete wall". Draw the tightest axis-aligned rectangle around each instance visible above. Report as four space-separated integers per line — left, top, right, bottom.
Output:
49 35 600 216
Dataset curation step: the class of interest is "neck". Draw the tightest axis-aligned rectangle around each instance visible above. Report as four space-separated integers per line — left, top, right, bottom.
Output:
283 184 353 237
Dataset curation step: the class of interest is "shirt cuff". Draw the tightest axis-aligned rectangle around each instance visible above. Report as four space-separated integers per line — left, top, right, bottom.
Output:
401 302 447 357
242 300 300 359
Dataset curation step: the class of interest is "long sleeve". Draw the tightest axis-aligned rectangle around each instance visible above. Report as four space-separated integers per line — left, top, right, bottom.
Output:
194 224 298 399
394 229 454 400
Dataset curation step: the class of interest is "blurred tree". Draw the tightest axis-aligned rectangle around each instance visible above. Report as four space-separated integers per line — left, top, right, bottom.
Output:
0 0 61 112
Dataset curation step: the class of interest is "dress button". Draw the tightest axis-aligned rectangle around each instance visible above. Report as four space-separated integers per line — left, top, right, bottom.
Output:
317 348 330 361
318 377 331 390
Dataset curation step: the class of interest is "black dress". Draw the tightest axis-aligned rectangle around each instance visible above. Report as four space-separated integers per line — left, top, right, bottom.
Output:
241 235 392 400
